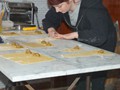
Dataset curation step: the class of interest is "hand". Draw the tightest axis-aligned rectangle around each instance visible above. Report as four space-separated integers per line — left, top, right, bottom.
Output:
55 32 78 39
48 27 58 38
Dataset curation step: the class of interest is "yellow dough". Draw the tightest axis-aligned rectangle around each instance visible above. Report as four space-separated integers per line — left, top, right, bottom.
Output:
63 45 83 52
62 49 112 58
1 49 54 64
1 32 18 36
0 43 24 51
20 31 42 35
21 40 53 48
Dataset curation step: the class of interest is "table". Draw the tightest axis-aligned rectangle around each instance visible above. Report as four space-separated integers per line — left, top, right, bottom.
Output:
0 31 120 90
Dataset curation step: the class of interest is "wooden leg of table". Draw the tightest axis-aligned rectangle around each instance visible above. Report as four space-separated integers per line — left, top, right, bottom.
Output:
67 77 80 90
86 76 91 90
25 84 35 90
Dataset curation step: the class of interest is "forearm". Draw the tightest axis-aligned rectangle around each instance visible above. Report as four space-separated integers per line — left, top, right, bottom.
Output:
56 32 78 39
42 7 63 33
64 32 78 39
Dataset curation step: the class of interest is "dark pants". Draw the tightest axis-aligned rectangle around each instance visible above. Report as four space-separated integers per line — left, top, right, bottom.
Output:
76 71 106 90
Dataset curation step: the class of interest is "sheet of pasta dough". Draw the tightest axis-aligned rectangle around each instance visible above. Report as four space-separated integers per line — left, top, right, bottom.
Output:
0 43 23 51
62 50 112 58
0 52 54 64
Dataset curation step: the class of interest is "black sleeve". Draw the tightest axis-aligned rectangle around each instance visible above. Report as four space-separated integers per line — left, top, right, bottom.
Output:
0 36 4 43
78 8 111 47
42 7 64 33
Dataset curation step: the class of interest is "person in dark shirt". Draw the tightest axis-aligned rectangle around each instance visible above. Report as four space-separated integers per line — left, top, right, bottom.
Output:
42 0 117 90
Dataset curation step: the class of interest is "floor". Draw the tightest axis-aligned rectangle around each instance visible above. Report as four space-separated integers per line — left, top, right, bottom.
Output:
0 73 120 90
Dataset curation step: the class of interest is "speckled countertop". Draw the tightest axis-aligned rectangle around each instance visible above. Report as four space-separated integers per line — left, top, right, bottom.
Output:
0 31 120 82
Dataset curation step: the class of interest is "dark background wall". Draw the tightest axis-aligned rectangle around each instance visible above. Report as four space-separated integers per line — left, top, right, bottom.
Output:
103 0 120 24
